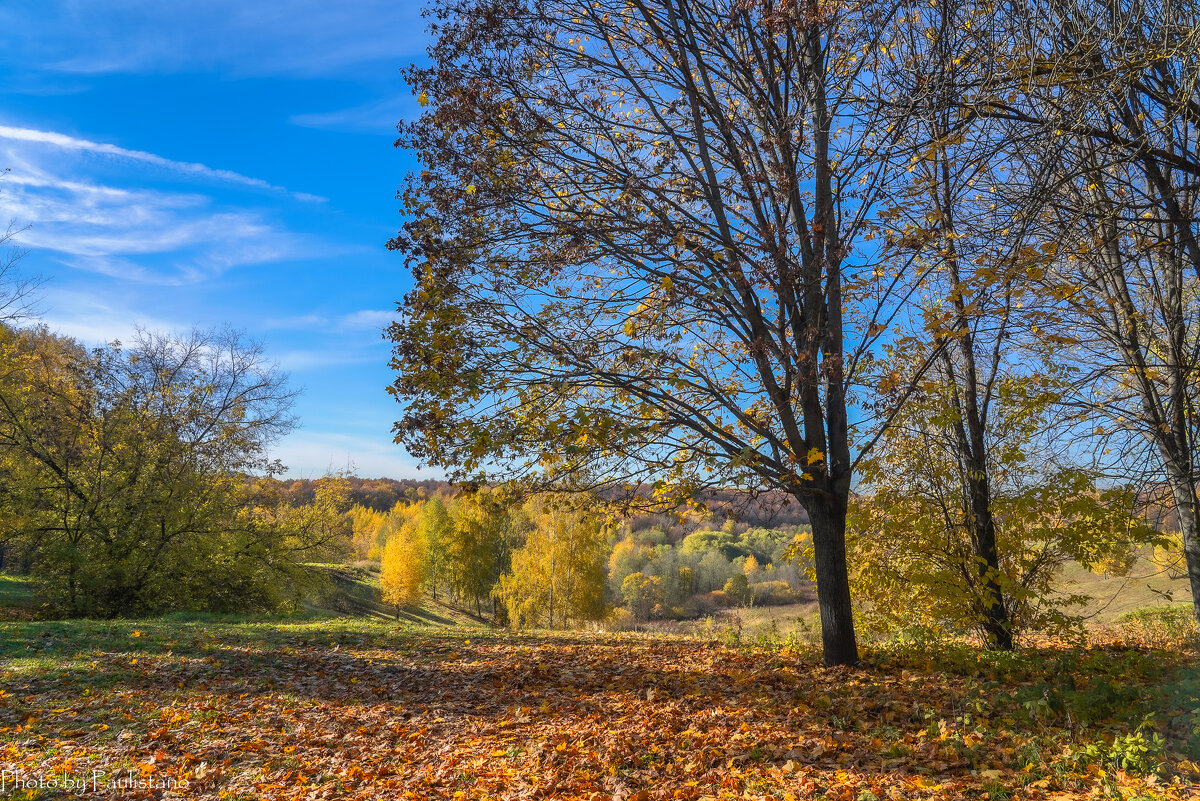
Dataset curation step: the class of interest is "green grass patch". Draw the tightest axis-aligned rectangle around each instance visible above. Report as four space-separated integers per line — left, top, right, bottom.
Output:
0 573 36 606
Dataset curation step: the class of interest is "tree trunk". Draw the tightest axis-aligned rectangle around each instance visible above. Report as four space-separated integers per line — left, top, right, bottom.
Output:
804 494 858 666
932 129 1016 651
1166 468 1200 629
966 473 1014 649
69 560 77 615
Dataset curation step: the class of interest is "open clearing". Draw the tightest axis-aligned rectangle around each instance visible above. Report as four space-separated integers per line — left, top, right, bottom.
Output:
1 612 1198 801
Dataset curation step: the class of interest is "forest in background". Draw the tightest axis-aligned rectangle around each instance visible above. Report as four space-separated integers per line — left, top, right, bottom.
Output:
0 315 1185 649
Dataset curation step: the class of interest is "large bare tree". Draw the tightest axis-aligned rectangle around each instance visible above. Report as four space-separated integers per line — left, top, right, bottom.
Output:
388 0 915 665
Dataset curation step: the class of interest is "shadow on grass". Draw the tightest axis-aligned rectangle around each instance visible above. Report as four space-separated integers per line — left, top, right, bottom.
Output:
388 604 457 625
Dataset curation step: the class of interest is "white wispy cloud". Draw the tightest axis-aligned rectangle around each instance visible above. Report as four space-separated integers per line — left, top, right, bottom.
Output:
0 0 427 79
0 126 326 284
339 309 395 331
291 96 415 135
262 309 395 334
0 179 303 284
34 288 187 346
0 125 323 201
262 313 331 331
274 348 384 373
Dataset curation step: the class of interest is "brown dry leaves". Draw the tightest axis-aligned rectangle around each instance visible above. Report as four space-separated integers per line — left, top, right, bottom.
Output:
1 623 1197 800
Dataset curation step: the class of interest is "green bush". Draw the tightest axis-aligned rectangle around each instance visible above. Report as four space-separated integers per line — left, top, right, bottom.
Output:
1115 605 1196 645
723 574 752 606
1070 718 1166 775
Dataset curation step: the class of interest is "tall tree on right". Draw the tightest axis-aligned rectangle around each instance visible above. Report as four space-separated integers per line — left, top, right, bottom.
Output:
971 0 1200 628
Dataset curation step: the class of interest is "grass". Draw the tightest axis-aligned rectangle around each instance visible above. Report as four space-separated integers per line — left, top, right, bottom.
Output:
682 555 1196 644
1 567 1198 799
0 574 39 621
0 565 489 629
0 573 35 606
1056 556 1193 623
303 563 492 627
720 600 821 638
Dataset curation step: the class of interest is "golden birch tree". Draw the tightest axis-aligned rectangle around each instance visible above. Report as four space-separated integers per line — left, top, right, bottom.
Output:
380 521 427 613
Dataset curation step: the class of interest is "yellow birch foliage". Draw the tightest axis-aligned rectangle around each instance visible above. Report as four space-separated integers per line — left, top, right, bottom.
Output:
350 506 387 560
380 521 427 610
496 497 607 629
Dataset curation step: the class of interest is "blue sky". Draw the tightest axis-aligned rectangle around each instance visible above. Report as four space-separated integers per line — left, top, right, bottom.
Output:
0 0 433 478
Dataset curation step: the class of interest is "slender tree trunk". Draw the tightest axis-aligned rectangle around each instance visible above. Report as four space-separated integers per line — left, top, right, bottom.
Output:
954 347 1013 650
927 111 1016 649
69 560 77 614
1179 508 1200 630
965 472 1013 649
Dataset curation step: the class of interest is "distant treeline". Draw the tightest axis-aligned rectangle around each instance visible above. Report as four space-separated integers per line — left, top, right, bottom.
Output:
624 489 809 535
260 477 454 512
265 477 809 528
357 489 812 628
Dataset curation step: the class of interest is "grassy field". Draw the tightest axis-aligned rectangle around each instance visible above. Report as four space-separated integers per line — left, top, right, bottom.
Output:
1 576 1199 800
694 556 1197 644
1057 559 1194 622
0 575 38 620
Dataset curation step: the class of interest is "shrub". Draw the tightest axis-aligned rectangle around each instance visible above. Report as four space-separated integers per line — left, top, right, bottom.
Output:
1070 718 1166 775
684 591 734 617
621 572 663 621
1113 605 1196 647
607 607 639 631
751 580 798 606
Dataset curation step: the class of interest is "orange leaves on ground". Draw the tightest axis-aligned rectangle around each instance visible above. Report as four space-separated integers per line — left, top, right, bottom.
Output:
0 625 1196 800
